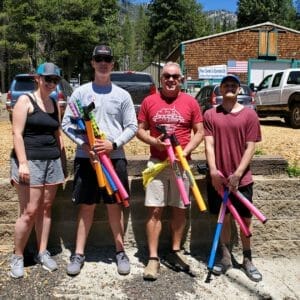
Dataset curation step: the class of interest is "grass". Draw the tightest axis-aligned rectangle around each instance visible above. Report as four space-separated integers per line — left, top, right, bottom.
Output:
287 162 300 177
254 148 266 155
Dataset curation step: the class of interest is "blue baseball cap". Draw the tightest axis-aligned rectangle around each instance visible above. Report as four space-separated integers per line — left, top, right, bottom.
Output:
36 62 61 78
221 74 240 86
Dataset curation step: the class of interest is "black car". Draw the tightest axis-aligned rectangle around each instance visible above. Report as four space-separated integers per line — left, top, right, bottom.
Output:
195 84 256 113
110 71 157 114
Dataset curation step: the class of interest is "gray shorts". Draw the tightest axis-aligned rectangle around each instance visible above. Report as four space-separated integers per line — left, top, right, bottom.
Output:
11 157 64 187
145 159 190 209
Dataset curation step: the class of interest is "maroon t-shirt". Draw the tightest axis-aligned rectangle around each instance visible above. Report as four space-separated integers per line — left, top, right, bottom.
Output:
138 92 203 161
204 106 261 186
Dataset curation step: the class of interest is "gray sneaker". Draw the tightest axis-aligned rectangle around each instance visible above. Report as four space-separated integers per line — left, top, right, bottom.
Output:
66 254 85 276
116 251 130 275
35 250 58 272
10 254 24 278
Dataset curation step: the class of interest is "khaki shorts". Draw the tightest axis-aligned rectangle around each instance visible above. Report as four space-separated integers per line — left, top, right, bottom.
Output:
145 159 190 209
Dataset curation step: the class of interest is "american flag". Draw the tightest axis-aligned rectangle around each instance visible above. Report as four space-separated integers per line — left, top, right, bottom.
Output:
227 60 248 73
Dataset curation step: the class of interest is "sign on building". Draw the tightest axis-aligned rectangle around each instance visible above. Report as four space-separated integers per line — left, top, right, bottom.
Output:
198 65 227 79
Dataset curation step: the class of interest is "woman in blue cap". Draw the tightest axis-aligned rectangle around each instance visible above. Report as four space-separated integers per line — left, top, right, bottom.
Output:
10 62 66 278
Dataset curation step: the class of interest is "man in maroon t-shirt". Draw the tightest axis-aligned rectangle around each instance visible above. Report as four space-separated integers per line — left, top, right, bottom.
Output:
137 62 204 280
204 74 262 282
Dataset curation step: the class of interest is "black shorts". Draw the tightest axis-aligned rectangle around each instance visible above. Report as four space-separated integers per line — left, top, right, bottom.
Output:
72 157 130 205
207 180 253 218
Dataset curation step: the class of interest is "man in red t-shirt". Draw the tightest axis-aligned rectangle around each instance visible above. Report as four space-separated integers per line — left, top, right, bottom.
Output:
204 74 262 282
137 62 204 280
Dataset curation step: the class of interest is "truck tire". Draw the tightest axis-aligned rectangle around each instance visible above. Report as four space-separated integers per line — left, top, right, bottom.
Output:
289 104 300 129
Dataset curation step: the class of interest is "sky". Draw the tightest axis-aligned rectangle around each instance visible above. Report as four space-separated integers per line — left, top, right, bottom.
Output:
131 1 299 12
198 0 237 12
131 0 237 12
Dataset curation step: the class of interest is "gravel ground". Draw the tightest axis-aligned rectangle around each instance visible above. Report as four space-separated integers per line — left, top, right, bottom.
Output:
1 247 299 299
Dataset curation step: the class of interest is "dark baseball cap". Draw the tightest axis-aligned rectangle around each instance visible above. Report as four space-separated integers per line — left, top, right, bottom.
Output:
92 45 113 58
36 62 61 78
221 74 240 86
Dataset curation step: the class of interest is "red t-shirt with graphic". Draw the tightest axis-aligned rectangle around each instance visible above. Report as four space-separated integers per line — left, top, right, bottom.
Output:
204 106 261 186
138 92 203 161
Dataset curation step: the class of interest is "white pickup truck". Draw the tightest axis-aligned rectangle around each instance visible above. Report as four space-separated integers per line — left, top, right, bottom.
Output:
255 68 300 128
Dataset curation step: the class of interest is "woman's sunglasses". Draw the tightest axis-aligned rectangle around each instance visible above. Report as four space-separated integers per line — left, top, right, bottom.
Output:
44 76 60 85
94 56 113 63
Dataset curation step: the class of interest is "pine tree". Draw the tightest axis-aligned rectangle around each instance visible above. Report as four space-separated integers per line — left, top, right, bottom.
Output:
237 0 297 28
146 0 206 60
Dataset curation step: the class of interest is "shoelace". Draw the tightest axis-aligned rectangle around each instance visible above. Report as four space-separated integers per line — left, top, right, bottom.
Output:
12 257 22 266
71 255 83 263
42 252 51 259
12 259 21 266
119 254 125 260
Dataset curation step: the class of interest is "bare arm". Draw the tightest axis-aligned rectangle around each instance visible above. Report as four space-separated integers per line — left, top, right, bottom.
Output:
53 100 68 176
205 135 224 192
136 121 166 151
182 122 204 156
228 141 256 191
55 127 67 177
12 95 31 183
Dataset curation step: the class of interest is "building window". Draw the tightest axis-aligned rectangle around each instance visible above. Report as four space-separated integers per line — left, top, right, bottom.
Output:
258 29 278 58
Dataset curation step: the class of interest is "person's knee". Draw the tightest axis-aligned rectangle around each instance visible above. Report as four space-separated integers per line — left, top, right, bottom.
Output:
41 200 54 213
242 217 252 227
147 207 163 221
19 208 38 224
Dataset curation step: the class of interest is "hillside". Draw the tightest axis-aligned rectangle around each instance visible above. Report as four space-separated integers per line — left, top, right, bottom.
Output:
205 9 237 30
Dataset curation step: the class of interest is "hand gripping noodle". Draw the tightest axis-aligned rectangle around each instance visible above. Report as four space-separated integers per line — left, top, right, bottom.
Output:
217 171 267 224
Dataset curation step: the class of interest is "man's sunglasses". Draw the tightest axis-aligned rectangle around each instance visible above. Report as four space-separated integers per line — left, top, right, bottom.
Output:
162 73 181 80
94 56 113 63
44 76 60 85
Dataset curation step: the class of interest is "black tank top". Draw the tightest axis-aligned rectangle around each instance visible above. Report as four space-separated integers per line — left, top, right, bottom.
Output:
13 94 61 160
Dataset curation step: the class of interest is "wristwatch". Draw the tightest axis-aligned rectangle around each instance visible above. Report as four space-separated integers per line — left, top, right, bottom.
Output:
112 142 118 150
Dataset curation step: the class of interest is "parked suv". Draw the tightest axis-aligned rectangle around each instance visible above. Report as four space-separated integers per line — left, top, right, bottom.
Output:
195 84 256 113
110 71 157 114
6 73 73 120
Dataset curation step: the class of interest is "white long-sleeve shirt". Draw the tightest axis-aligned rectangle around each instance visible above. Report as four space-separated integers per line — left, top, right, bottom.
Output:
62 82 137 159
